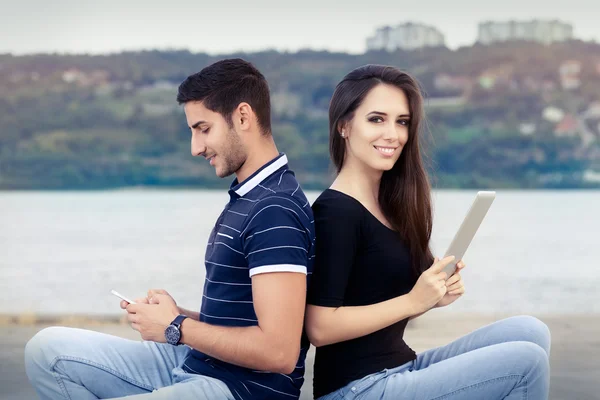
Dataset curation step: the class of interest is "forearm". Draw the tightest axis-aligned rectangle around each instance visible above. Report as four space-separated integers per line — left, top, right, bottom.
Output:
179 319 298 374
178 306 199 320
307 294 418 347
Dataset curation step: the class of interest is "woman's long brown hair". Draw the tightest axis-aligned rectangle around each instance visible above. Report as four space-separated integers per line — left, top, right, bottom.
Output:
329 64 434 277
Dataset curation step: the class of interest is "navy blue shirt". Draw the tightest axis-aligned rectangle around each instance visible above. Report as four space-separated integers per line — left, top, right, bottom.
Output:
182 154 315 400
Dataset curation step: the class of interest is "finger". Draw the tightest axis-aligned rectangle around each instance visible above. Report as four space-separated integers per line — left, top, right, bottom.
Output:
435 271 448 281
148 289 168 297
130 322 141 332
438 280 447 292
448 286 465 296
446 281 463 292
431 255 455 273
135 297 149 304
120 300 129 309
446 273 461 286
127 313 139 324
126 303 145 313
150 294 169 304
456 260 466 270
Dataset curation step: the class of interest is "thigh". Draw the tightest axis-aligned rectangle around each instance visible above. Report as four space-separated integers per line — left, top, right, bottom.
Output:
26 326 190 396
110 368 235 400
415 315 550 370
375 341 548 400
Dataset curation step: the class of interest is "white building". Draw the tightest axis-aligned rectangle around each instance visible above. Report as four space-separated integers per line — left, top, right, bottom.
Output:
477 20 573 45
366 23 445 52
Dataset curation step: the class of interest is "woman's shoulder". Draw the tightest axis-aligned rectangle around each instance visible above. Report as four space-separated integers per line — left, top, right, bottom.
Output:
312 189 366 220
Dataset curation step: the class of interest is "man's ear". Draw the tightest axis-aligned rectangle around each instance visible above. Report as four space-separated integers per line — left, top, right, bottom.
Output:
236 102 252 132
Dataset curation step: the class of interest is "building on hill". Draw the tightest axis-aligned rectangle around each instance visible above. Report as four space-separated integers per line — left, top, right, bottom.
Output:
366 23 445 52
477 20 573 45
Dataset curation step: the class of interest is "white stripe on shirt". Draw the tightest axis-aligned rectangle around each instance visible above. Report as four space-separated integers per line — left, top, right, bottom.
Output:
241 205 300 235
246 225 307 240
206 277 251 286
200 312 257 322
213 242 244 255
257 196 309 219
246 245 308 258
249 264 307 277
258 184 277 193
205 260 247 270
219 224 241 233
227 210 248 216
203 294 253 304
291 182 300 196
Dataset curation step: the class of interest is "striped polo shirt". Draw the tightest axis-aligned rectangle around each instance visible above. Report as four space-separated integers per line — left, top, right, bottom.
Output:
182 153 315 400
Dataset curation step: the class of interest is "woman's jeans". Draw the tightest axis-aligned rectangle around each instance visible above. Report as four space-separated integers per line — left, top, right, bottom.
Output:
318 315 551 400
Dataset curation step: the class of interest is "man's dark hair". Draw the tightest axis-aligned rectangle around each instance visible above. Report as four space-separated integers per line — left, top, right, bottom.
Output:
177 58 271 135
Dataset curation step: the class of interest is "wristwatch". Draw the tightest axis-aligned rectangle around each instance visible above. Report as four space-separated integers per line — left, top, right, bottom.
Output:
165 314 188 345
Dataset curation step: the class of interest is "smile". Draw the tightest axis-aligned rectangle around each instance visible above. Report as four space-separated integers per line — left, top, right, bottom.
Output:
374 146 397 157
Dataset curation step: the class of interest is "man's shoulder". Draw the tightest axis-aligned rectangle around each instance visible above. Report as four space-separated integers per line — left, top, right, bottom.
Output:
245 191 313 225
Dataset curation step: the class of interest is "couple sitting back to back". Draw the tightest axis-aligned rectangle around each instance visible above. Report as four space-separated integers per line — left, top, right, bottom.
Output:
25 59 551 400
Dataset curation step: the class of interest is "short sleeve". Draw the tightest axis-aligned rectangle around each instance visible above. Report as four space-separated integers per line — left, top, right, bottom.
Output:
241 196 311 277
307 194 362 307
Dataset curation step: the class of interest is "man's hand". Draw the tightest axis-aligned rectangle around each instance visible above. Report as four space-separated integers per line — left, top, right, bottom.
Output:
124 294 180 342
436 260 466 308
147 289 177 306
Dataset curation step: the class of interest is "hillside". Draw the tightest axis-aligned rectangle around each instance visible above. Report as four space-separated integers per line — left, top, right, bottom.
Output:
1 41 600 189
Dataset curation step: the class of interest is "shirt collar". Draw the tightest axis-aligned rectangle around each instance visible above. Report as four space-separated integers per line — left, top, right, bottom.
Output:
229 153 288 198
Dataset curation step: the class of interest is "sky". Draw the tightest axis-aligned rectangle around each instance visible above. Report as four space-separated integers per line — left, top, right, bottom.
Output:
2 0 599 55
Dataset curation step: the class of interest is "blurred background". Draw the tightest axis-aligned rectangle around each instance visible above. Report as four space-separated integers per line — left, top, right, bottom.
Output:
1 0 599 399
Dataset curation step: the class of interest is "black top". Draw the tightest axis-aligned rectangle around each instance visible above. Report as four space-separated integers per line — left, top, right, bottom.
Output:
307 189 418 398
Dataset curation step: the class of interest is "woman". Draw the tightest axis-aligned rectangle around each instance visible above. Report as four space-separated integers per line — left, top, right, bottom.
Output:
305 65 550 400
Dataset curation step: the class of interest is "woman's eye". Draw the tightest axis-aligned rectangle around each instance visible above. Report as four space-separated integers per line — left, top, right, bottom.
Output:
369 117 383 123
201 128 210 134
397 119 410 126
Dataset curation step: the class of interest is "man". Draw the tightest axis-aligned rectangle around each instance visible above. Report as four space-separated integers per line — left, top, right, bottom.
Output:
25 59 315 399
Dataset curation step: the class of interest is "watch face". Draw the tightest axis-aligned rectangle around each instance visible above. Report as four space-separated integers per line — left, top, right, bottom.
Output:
165 325 180 345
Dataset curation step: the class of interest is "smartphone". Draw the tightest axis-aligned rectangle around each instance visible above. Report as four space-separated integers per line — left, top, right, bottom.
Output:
110 289 137 304
442 191 496 278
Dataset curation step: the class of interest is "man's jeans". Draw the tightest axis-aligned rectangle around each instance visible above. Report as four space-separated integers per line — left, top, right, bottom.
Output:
318 316 551 400
25 327 235 399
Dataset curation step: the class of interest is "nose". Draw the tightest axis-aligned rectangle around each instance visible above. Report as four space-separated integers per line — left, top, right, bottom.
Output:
191 133 206 157
381 122 398 142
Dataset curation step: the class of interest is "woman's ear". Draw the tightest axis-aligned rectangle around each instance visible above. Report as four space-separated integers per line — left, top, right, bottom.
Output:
337 121 348 138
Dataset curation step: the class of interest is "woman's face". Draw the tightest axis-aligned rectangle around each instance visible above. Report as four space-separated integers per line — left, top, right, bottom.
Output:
343 83 410 173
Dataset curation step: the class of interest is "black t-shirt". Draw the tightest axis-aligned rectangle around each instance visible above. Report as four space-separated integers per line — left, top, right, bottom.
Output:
307 189 418 398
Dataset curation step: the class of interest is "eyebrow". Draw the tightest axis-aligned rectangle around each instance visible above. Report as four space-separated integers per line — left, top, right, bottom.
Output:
190 120 207 129
368 111 411 118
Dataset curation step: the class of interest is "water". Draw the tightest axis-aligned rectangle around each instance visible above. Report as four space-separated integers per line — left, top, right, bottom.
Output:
1 189 598 316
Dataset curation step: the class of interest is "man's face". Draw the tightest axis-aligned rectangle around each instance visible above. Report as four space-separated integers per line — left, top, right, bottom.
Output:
184 101 247 178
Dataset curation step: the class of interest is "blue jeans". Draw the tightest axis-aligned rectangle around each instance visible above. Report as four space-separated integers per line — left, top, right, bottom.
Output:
24 327 235 399
318 316 551 400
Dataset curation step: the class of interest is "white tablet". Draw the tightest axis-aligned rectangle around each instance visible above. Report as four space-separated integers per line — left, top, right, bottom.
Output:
442 191 496 277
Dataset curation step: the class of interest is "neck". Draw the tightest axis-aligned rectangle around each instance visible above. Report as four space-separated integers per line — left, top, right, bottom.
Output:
332 156 383 204
235 134 280 183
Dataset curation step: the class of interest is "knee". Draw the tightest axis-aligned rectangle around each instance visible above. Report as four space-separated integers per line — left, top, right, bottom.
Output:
25 327 69 374
510 341 550 378
508 316 551 356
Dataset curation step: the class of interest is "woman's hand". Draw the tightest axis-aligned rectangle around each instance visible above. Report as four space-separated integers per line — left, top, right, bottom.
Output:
436 260 466 308
407 256 455 315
